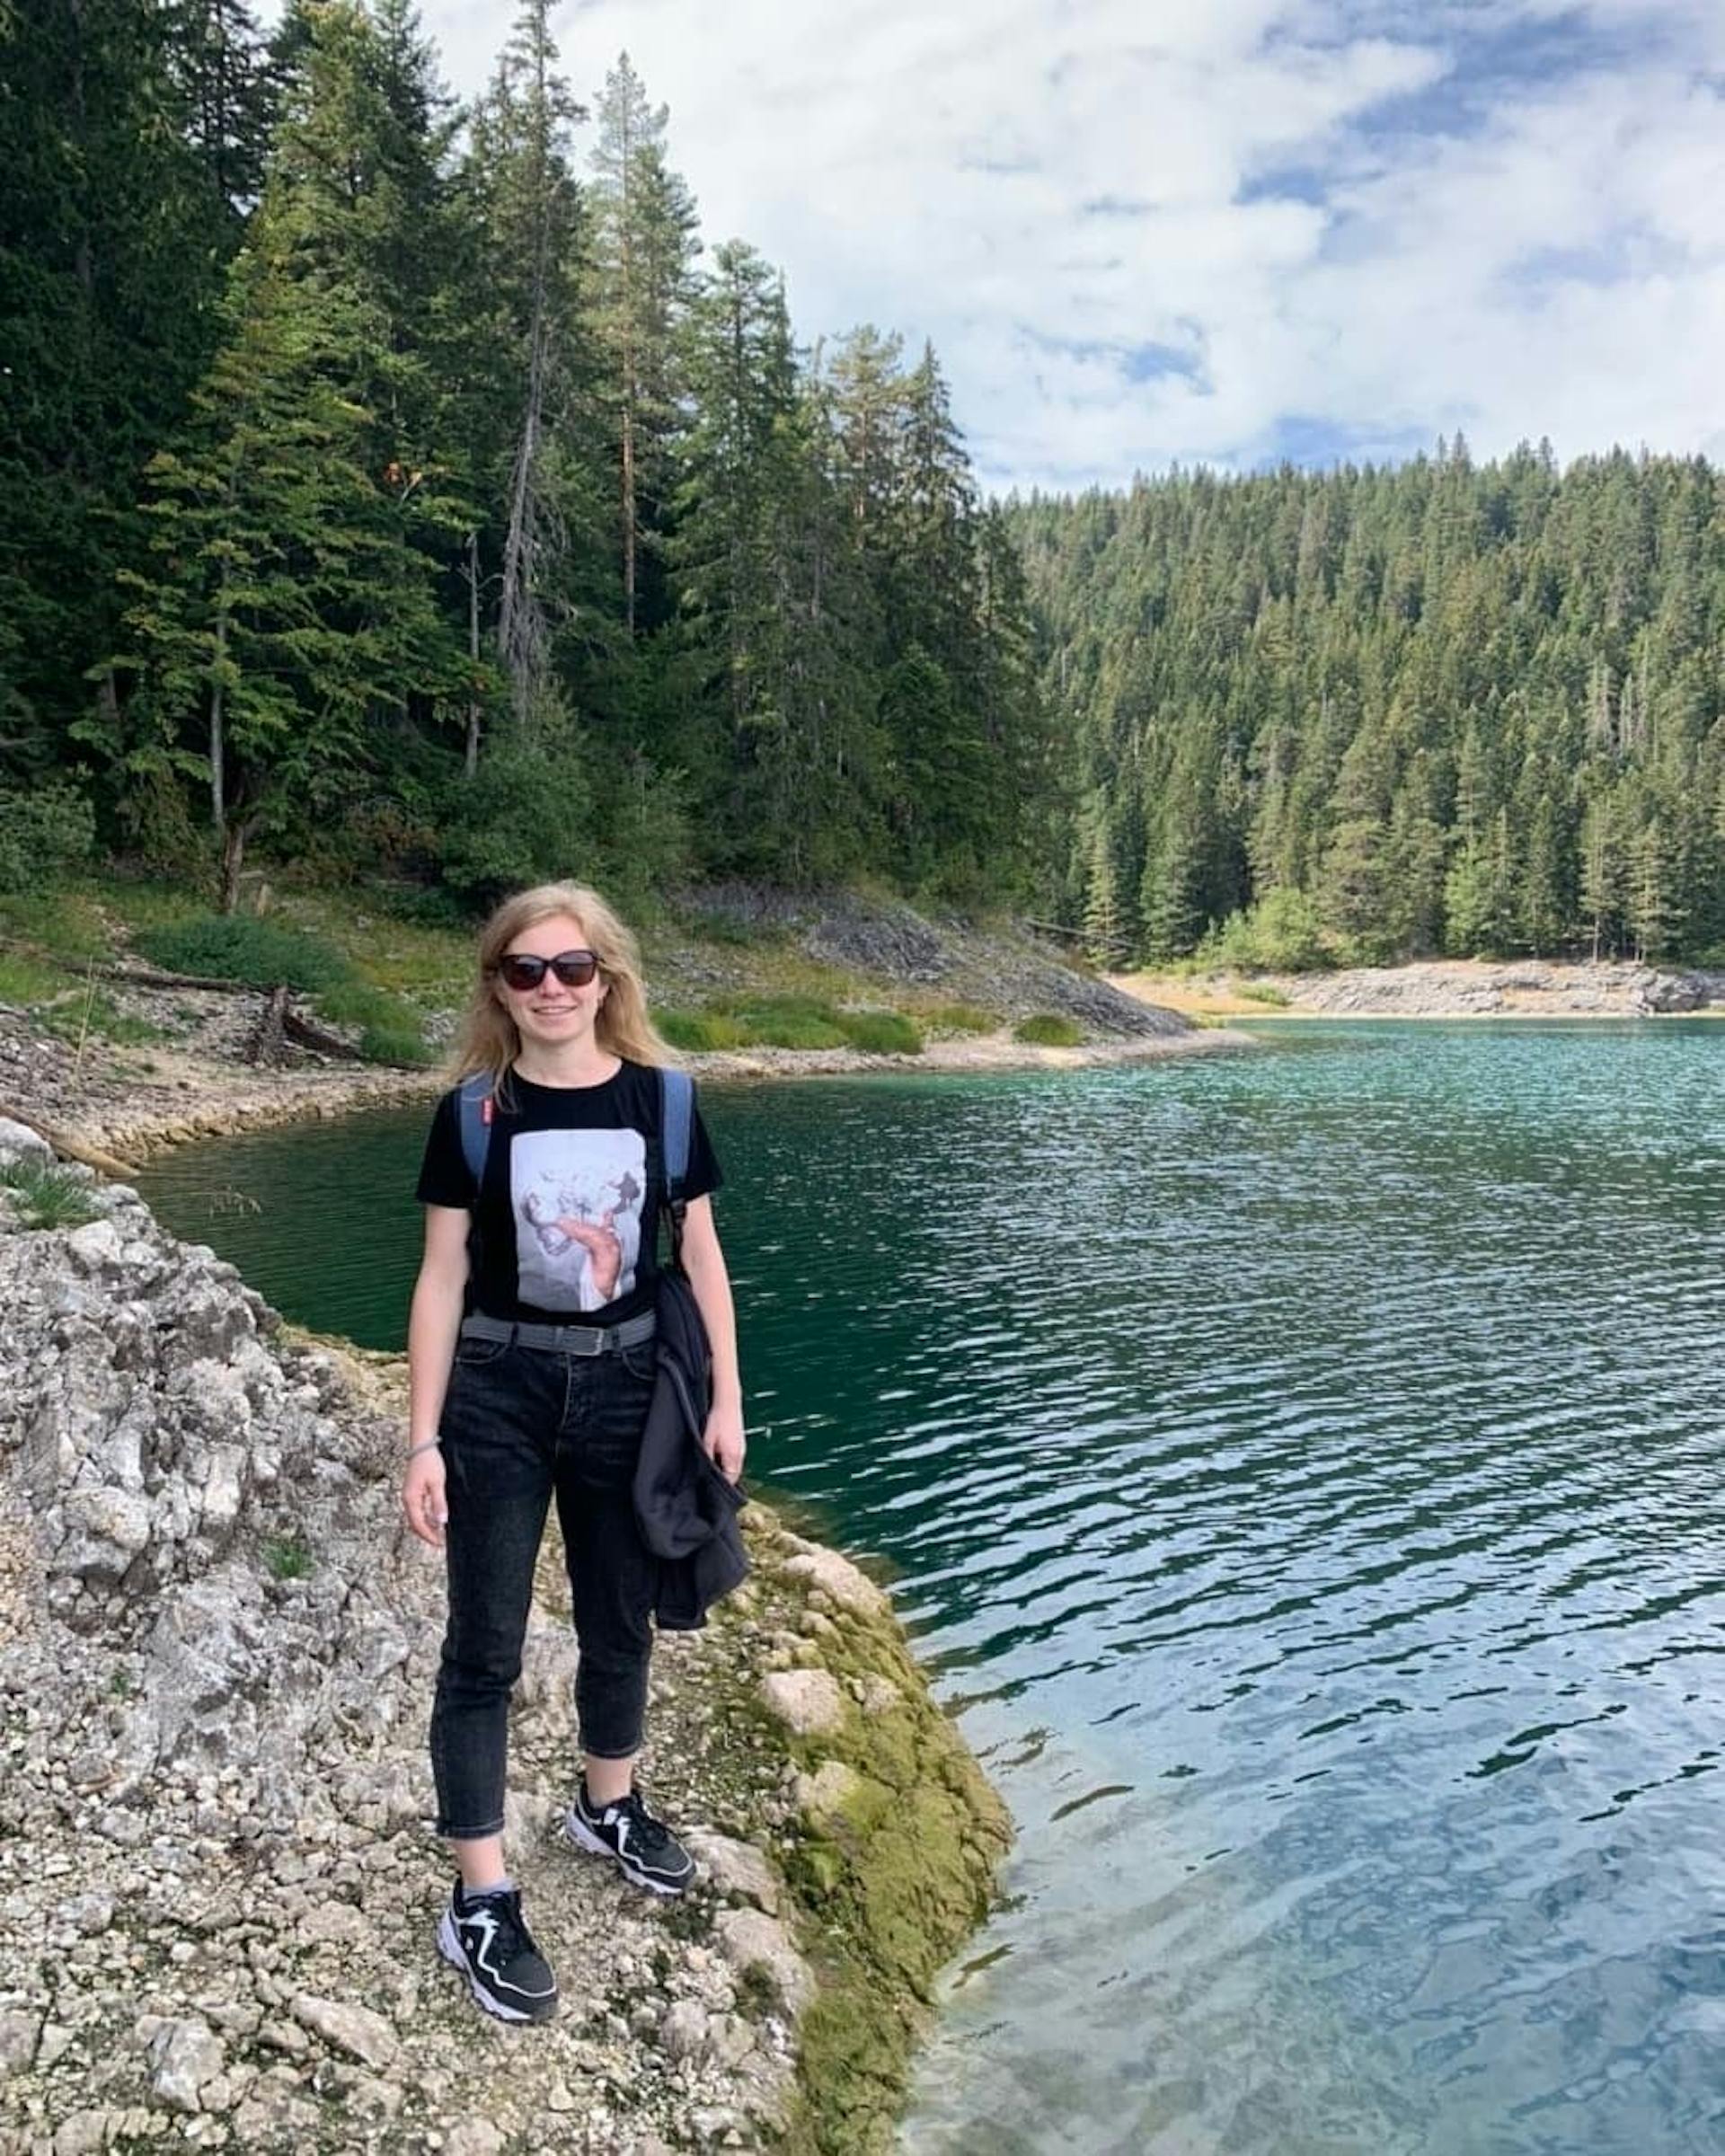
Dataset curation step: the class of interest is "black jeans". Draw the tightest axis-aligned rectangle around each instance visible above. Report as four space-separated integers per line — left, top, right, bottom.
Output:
430 1333 659 1841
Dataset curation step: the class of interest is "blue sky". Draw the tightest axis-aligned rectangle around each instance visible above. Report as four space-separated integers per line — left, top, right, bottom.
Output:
397 0 1725 492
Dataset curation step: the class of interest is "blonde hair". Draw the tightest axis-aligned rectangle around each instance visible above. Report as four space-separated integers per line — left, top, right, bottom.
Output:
448 882 676 1090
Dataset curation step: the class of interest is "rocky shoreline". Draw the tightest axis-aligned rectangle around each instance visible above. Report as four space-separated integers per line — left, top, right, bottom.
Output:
0 1003 1248 1172
0 1097 1010 2153
1112 957 1725 1021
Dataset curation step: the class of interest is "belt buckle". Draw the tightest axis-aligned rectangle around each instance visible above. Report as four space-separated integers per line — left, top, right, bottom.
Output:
565 1325 604 1356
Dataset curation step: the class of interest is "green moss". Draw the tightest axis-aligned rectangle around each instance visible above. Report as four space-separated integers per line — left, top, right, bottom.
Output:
731 1538 1012 2155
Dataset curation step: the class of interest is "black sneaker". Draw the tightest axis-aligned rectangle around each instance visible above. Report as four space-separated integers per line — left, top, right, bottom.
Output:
436 1883 559 2023
564 1782 694 1896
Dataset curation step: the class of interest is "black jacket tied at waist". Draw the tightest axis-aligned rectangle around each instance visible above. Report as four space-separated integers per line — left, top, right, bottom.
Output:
632 1266 748 1629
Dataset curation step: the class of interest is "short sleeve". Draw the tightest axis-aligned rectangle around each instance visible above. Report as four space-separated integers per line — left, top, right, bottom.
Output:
415 1090 473 1210
682 1090 723 1204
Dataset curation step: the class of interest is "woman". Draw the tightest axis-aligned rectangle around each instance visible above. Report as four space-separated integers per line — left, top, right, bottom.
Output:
402 882 745 2024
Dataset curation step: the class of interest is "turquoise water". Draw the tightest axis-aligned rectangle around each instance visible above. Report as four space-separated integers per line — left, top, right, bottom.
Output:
138 1023 1725 2154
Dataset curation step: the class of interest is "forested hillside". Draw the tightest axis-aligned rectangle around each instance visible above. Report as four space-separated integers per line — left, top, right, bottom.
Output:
1017 446 1725 966
1 0 1051 915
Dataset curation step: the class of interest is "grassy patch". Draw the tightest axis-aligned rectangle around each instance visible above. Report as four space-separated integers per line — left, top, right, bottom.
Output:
0 888 111 962
357 1021 436 1067
717 993 851 1050
836 1010 923 1056
312 977 432 1063
263 1535 313 1581
135 915 349 994
40 987 172 1048
0 951 61 1005
130 909 433 1064
663 994 925 1056
0 1156 100 1230
1013 1012 1084 1047
918 1001 997 1035
658 1009 753 1053
1237 981 1291 1006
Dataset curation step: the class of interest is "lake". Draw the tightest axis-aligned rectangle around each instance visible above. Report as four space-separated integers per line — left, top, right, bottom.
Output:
138 1021 1725 2154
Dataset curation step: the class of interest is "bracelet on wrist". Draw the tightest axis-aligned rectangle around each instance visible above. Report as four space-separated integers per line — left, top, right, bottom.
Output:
406 1437 441 1461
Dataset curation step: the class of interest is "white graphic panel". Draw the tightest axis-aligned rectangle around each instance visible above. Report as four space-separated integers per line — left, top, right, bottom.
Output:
511 1128 646 1312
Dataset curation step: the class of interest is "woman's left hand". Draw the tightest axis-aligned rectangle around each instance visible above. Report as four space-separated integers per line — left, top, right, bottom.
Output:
703 1401 747 1484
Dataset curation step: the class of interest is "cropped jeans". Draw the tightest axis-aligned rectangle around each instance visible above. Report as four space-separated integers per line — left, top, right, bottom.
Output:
429 1331 659 1842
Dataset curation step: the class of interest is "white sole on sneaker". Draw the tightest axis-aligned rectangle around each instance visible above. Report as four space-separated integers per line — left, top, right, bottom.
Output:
563 1808 691 1896
436 1907 544 2023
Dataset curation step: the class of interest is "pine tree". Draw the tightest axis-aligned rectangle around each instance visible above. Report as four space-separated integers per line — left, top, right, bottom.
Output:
587 53 698 636
0 0 234 769
110 6 463 906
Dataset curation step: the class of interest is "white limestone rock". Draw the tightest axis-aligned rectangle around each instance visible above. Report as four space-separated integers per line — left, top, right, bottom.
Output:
146 2017 226 2114
758 1666 846 1738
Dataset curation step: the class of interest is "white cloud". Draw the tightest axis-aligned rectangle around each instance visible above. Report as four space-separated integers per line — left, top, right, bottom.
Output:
347 1 1725 487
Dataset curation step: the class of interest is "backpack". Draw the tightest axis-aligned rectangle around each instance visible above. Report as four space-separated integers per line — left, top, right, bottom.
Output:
456 1065 695 1260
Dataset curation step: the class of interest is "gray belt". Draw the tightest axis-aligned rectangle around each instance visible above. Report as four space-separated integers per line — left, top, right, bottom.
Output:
460 1311 657 1357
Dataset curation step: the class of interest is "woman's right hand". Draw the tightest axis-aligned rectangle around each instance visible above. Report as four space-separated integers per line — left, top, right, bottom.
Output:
402 1445 448 1551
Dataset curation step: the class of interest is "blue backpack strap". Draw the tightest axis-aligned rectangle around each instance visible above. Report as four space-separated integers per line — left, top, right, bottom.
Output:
456 1072 493 1198
659 1065 694 1202
659 1065 694 1265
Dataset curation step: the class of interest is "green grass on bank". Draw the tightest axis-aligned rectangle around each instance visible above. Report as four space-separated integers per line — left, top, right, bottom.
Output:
659 993 925 1056
16 865 1070 1072
0 1155 100 1230
1013 1012 1084 1047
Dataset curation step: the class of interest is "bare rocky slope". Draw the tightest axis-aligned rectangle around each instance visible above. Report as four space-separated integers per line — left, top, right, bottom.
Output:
0 1115 1009 2156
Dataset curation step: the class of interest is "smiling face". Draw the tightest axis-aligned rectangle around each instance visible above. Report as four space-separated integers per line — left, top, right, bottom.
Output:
496 912 607 1056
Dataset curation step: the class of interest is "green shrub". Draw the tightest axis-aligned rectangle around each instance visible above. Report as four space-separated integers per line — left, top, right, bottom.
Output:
136 915 349 994
0 1156 99 1229
437 727 592 907
1013 1013 1084 1047
1237 982 1291 1006
923 1002 997 1035
0 781 96 895
658 1010 751 1052
836 1010 924 1055
1202 888 1332 973
379 882 473 931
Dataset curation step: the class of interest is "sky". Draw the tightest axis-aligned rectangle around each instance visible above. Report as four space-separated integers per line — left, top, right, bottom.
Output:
390 0 1725 493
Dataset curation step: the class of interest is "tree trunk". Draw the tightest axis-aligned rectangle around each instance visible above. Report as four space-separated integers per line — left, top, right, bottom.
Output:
217 815 254 915
464 528 482 777
245 983 290 1065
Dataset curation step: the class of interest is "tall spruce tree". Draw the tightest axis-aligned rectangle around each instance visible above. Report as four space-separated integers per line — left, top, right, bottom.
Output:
587 54 698 638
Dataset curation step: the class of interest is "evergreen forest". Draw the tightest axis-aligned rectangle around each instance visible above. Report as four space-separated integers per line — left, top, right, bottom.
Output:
1015 445 1725 968
2 0 1050 917
6 0 1723 970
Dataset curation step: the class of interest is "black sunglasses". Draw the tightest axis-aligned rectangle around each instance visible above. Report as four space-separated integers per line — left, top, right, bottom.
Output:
495 948 600 992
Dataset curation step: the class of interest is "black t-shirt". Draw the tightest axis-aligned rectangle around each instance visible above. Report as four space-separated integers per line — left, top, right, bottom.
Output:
415 1060 722 1325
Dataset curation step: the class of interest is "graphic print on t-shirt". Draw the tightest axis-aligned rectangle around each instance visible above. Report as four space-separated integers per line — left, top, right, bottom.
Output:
510 1128 646 1313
